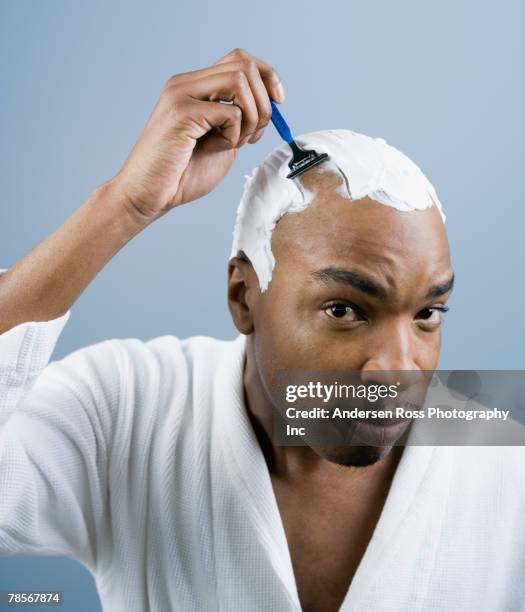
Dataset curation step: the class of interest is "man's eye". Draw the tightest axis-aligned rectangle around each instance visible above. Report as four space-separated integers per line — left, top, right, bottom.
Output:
416 306 449 324
325 303 360 321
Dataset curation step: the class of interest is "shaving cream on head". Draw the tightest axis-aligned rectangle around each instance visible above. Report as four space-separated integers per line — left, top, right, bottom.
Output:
230 129 445 292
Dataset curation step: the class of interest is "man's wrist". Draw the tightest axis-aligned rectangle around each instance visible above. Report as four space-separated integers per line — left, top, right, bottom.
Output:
90 178 158 241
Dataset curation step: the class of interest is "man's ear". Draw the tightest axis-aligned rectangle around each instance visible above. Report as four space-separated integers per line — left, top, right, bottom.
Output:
227 255 257 334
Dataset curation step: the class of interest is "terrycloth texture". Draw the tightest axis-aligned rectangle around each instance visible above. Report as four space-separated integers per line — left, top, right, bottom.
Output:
0 314 524 611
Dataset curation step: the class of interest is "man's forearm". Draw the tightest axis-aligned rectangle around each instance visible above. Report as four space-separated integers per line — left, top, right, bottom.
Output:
0 180 151 334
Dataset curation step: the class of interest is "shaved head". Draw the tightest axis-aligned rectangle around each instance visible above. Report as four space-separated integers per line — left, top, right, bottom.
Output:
230 129 445 292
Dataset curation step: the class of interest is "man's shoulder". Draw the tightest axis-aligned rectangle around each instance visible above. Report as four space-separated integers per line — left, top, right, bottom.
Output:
46 332 244 399
143 333 244 370
44 332 245 431
104 332 246 397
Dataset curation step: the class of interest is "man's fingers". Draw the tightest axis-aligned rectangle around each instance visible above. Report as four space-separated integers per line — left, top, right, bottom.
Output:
208 59 273 135
177 71 259 143
192 100 243 150
162 49 284 146
214 48 285 104
235 61 273 134
173 60 276 141
168 49 284 105
248 128 265 144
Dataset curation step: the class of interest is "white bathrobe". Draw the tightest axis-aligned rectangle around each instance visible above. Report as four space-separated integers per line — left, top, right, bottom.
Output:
0 311 524 611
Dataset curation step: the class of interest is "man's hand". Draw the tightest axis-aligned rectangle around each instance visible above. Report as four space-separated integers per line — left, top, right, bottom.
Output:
112 48 285 220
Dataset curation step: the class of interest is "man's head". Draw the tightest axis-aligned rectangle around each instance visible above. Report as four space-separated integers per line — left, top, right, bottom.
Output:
228 130 454 467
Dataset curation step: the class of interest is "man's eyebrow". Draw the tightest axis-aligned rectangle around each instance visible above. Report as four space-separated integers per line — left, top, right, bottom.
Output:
311 267 455 300
311 266 388 298
426 273 455 299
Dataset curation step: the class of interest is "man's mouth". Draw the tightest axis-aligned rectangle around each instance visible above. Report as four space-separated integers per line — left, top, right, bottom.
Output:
349 417 412 447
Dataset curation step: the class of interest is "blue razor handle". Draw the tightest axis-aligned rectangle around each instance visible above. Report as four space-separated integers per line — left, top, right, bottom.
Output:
270 100 294 144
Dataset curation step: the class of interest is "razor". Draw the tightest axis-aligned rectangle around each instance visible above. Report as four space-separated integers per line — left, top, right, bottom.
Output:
270 99 329 179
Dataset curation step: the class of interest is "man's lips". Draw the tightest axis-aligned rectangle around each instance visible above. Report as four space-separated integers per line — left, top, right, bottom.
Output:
349 417 412 446
350 400 415 444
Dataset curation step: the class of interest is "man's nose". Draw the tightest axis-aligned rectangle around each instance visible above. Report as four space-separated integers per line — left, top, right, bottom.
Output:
359 320 419 388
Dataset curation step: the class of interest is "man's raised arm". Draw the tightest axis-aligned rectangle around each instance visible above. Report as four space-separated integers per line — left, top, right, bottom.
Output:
0 48 284 334
0 49 283 566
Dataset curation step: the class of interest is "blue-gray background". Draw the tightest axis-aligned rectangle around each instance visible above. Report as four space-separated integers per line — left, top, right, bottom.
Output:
1 0 524 610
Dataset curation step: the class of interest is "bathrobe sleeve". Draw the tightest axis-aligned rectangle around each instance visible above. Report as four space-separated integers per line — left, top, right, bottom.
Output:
0 271 120 571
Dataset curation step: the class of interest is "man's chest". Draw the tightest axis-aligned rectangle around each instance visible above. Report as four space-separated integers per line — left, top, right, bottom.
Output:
272 474 390 612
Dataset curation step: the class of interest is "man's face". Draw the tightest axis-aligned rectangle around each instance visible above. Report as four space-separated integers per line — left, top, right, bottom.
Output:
233 169 454 466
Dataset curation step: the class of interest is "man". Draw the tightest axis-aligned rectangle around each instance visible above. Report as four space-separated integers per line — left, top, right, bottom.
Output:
0 48 523 612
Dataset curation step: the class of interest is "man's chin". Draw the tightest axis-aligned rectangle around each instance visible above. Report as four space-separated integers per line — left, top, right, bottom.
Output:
313 445 392 468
